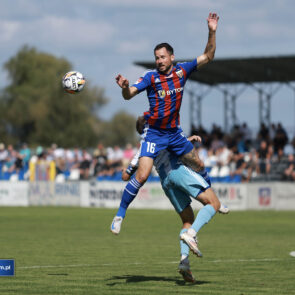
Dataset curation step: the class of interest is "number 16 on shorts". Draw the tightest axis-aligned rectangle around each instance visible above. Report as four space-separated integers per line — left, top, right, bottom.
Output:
147 142 156 153
140 141 157 157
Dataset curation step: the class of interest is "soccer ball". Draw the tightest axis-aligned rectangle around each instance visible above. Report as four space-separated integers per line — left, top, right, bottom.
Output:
62 71 86 94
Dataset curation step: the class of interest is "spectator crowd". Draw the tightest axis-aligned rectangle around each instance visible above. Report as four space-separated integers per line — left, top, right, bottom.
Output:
0 122 294 183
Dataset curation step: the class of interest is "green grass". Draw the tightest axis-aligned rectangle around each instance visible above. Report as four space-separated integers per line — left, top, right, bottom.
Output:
0 207 295 294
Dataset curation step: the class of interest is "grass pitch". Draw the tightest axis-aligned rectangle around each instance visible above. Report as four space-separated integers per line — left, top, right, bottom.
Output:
0 207 295 294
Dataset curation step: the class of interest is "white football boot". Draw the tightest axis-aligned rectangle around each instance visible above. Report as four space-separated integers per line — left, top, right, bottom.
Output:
219 203 230 214
110 216 123 235
180 232 203 257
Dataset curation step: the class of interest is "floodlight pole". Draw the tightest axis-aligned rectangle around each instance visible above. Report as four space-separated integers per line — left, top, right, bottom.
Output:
217 85 247 133
187 83 212 132
253 83 282 128
285 82 295 136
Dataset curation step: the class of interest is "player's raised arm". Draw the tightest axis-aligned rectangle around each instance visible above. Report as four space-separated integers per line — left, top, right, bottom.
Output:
115 74 138 100
197 12 219 68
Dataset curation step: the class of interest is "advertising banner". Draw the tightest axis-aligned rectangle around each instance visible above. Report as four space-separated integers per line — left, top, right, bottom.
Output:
0 182 28 206
274 182 295 210
247 184 274 210
29 182 81 206
88 181 173 209
212 184 248 210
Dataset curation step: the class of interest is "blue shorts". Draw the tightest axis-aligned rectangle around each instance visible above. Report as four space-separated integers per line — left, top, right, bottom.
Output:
140 126 193 159
162 165 210 213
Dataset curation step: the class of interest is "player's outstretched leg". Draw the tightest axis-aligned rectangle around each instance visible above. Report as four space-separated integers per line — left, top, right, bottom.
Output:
180 232 203 257
110 177 143 234
182 188 220 256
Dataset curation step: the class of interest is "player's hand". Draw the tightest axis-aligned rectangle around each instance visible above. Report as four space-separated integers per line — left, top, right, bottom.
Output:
207 12 219 32
121 168 131 181
188 135 202 143
116 74 130 89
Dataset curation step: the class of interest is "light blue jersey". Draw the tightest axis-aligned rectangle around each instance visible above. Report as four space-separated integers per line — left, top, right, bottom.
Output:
131 144 210 213
154 149 210 213
131 149 211 213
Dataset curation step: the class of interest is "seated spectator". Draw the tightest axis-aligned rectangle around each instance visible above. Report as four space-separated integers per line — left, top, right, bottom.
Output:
122 143 135 166
273 122 288 154
19 143 31 168
240 122 252 149
283 154 295 181
229 146 247 181
0 143 8 164
216 144 232 177
107 145 123 175
256 140 272 174
55 157 66 176
257 122 269 142
79 150 92 180
93 145 109 176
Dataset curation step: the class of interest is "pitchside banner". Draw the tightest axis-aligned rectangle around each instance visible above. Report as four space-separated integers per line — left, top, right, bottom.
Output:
248 184 274 210
29 182 81 206
274 182 295 210
88 182 247 210
88 181 174 210
0 182 28 206
211 183 248 210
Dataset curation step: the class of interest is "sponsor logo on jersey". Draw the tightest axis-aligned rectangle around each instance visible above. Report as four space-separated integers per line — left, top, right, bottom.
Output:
176 70 183 78
158 90 166 98
166 87 183 95
134 78 143 85
158 87 183 98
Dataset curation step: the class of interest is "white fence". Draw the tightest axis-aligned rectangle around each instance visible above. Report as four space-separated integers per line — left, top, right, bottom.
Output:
0 181 295 210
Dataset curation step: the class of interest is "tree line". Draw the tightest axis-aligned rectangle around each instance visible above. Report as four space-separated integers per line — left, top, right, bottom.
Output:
0 46 137 149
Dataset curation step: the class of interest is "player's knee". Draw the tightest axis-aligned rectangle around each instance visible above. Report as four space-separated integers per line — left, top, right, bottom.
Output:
207 192 220 212
135 172 148 184
199 188 220 212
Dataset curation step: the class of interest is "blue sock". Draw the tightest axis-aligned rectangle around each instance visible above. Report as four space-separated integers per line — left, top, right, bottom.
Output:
191 205 216 233
116 178 143 218
179 229 189 258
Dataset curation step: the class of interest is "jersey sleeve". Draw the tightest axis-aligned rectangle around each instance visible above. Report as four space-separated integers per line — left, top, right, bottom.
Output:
131 71 152 93
177 59 197 76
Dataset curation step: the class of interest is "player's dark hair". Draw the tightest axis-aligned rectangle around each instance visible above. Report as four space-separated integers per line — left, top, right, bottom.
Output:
154 43 174 55
136 116 146 135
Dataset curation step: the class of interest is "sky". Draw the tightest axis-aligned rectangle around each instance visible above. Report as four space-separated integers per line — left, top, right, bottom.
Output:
0 0 295 137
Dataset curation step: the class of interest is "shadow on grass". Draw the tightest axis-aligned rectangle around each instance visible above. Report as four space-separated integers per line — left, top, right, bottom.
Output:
106 275 210 286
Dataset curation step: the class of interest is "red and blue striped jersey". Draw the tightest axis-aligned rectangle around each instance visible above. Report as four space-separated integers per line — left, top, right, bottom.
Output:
132 59 197 129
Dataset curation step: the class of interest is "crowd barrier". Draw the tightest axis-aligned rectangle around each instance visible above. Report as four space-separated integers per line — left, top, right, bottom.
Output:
0 181 294 210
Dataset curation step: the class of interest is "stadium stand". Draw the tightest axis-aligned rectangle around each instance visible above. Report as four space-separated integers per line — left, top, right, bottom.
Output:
0 122 293 183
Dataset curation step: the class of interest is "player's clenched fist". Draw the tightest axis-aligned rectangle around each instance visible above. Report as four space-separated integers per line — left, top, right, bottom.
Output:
115 74 129 89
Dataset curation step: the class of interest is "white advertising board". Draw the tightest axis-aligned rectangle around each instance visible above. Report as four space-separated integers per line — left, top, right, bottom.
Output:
88 181 173 210
0 181 28 206
212 183 248 210
29 182 81 206
274 182 295 210
247 184 274 210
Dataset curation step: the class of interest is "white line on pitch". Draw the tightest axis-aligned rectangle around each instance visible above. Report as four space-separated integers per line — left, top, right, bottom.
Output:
18 258 287 270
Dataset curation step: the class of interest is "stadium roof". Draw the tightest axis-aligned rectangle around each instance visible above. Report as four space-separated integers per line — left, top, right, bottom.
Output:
135 55 295 85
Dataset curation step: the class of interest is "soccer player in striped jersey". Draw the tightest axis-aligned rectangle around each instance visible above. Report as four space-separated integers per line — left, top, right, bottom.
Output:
114 13 219 236
111 116 229 283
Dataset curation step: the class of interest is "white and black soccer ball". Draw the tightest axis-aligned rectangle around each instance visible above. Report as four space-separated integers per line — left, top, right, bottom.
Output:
62 71 86 94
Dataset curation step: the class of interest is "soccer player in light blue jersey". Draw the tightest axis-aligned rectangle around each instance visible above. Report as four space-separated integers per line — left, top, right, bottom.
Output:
111 117 229 283
114 13 220 232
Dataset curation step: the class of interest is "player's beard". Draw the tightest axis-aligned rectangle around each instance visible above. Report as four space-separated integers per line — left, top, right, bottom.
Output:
157 63 173 74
